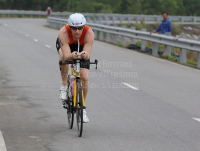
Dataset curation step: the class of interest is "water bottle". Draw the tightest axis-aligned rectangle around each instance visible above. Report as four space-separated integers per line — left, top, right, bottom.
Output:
70 76 75 96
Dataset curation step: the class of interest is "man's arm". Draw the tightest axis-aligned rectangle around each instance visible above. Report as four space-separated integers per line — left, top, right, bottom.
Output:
150 23 161 34
156 23 162 32
58 27 75 60
81 28 94 60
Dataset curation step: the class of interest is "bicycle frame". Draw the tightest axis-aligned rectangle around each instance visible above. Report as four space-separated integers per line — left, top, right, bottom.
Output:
72 77 85 108
67 40 85 108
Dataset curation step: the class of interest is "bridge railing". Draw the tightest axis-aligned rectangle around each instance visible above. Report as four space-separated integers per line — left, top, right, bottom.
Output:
1 10 200 24
47 16 200 68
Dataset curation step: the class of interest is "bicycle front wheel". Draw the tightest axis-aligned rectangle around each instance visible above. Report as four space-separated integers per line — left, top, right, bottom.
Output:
67 75 74 129
76 79 83 137
67 97 74 129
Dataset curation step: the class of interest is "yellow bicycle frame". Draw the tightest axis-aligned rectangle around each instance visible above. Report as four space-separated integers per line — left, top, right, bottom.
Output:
70 67 85 107
81 82 85 107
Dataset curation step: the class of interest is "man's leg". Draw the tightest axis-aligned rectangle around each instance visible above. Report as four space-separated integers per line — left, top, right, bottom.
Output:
58 48 68 86
58 48 68 100
80 68 89 101
80 68 89 123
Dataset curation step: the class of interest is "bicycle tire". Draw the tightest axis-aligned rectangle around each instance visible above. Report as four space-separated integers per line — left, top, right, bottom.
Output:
67 75 74 129
76 79 83 137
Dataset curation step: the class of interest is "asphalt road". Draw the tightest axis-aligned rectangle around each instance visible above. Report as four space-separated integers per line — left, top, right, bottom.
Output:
0 18 200 151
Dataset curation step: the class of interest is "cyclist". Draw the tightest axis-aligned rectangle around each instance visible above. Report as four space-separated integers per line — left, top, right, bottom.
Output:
46 7 52 16
56 13 94 123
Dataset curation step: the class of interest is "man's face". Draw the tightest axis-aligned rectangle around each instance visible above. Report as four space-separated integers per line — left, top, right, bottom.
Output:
70 26 84 40
162 13 168 20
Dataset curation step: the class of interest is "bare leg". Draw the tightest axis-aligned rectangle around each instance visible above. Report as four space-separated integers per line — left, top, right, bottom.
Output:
80 68 90 122
80 68 89 101
58 49 68 86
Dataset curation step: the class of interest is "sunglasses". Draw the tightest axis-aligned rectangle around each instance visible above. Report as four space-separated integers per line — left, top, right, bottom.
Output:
70 26 84 30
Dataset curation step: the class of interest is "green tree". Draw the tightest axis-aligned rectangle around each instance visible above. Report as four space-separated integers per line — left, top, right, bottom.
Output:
0 0 200 16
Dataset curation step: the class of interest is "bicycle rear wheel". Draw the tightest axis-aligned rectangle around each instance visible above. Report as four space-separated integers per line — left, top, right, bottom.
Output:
67 75 74 129
76 79 83 137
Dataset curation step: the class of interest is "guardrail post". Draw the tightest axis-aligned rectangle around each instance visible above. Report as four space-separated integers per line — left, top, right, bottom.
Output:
198 36 200 68
141 28 146 51
128 16 130 24
52 22 56 28
49 21 52 28
91 16 94 23
14 14 16 18
121 26 126 46
155 16 159 23
114 34 118 44
30 14 32 18
93 17 96 23
58 23 61 29
99 31 103 40
136 17 138 24
112 16 115 25
105 16 108 25
106 33 110 42
98 16 101 24
94 30 97 39
193 17 196 24
120 17 123 24
131 27 136 44
166 32 172 56
152 42 158 56
113 24 118 44
181 17 184 23
86 17 90 23
144 17 147 24
180 34 187 64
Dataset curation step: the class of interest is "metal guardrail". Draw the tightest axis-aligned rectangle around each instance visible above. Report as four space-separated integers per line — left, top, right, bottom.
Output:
47 17 200 68
1 10 200 24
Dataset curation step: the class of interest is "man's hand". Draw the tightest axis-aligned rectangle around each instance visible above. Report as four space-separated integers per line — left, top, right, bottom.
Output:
72 51 79 59
80 51 89 60
150 30 156 35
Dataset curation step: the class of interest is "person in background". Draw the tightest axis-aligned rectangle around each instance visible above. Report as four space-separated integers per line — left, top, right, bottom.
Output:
46 7 52 16
150 11 172 55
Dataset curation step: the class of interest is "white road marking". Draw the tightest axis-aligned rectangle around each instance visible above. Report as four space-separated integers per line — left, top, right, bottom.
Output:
0 80 7 82
4 24 8 27
45 45 51 48
193 118 200 123
122 82 139 90
34 39 38 42
0 130 7 151
29 136 40 139
25 34 29 37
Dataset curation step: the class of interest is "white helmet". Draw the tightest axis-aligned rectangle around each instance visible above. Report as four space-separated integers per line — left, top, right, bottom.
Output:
68 13 86 27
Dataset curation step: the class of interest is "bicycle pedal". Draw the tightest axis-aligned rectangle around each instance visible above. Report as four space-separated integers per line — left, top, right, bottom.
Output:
62 105 68 109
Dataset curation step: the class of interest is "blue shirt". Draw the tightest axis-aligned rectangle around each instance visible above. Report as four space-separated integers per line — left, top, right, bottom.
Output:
156 18 172 34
